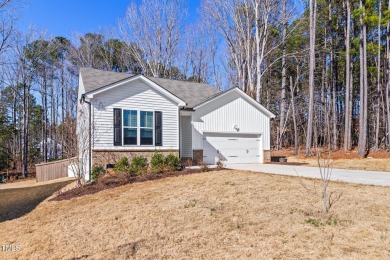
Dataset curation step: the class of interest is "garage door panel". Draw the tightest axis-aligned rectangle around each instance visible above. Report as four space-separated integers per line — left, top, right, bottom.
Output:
203 133 262 164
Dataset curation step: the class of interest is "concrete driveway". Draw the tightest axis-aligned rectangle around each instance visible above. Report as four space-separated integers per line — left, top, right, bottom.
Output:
226 163 390 186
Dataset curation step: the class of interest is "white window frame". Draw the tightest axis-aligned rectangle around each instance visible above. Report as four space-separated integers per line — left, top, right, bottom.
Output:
123 109 138 146
139 110 155 146
122 109 155 146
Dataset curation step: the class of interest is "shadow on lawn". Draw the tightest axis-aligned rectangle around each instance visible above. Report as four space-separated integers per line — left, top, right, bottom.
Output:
0 180 73 222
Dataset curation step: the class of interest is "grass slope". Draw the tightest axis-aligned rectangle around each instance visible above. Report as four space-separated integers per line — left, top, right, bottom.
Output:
0 170 389 259
0 180 73 222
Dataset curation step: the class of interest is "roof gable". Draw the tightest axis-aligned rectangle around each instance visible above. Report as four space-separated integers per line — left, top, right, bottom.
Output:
84 74 186 107
79 68 221 109
193 87 276 118
80 68 134 93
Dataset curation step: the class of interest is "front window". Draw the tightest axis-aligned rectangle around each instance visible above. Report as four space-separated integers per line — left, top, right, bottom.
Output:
123 110 137 145
140 111 154 145
123 110 154 146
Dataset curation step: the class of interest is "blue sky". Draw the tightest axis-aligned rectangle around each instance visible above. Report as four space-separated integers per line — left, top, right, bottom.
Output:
19 0 201 38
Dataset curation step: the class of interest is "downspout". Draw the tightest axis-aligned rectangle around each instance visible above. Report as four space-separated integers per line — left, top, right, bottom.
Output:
80 94 92 182
178 107 181 158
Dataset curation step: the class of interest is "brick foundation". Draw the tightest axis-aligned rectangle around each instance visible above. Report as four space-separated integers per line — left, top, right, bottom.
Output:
263 150 271 163
92 149 179 168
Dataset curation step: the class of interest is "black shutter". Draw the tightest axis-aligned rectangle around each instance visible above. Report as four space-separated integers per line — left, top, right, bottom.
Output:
155 111 162 146
113 108 122 146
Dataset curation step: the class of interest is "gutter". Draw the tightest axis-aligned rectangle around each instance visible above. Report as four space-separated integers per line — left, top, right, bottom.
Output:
80 94 92 183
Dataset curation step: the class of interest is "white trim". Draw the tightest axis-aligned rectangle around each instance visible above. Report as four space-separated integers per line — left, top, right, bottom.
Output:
122 109 155 146
202 130 262 135
93 147 178 151
193 88 276 118
85 75 186 107
177 107 180 157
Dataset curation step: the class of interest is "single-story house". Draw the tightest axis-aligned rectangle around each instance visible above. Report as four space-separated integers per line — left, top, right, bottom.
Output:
77 68 275 181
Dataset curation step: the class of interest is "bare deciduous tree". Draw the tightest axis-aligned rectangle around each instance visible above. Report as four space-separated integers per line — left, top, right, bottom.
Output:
305 0 317 156
343 0 352 151
120 0 187 78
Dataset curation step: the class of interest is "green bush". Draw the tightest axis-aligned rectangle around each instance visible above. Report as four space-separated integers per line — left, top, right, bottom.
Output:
164 153 181 172
131 156 148 175
91 165 105 181
150 152 165 173
114 157 131 173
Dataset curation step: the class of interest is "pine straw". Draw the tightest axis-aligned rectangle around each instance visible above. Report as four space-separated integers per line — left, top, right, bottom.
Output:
0 170 389 259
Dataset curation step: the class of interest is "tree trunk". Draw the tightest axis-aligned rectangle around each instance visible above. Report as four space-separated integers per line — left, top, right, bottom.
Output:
329 2 337 150
12 90 17 172
43 75 48 162
344 0 352 151
21 83 29 178
305 0 317 156
387 0 390 150
290 76 298 155
255 2 262 103
358 0 368 158
375 0 382 150
279 0 287 150
61 61 65 159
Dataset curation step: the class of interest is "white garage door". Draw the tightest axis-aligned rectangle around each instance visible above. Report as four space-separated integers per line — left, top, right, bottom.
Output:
203 133 262 164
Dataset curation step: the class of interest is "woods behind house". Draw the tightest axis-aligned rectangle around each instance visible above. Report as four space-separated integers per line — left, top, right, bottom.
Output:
1 0 390 176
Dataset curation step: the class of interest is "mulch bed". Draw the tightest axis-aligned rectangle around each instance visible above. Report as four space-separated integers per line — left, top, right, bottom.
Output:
51 168 223 202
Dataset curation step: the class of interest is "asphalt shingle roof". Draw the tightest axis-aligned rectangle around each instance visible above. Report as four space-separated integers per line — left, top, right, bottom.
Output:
80 68 221 109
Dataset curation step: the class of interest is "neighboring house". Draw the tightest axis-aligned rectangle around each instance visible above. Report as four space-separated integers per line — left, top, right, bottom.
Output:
77 68 275 180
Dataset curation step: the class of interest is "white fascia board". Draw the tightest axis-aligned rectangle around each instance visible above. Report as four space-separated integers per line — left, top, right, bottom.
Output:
194 88 276 118
84 75 186 107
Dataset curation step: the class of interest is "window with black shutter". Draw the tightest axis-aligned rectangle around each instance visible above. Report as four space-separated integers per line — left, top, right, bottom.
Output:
113 108 122 146
115 109 162 146
155 111 162 146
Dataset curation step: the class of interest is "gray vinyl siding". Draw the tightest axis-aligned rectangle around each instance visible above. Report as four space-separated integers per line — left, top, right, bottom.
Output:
192 91 271 150
180 116 192 157
91 78 179 149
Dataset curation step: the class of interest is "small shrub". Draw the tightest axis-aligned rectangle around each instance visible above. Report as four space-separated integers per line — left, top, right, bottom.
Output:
165 153 181 172
326 218 338 226
150 151 165 173
181 159 193 167
216 160 224 169
305 217 340 227
114 157 131 173
91 165 106 181
131 156 148 175
306 218 321 227
198 160 209 172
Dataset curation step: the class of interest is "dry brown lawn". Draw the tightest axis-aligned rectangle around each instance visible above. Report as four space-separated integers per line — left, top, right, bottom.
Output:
0 170 389 259
0 179 74 222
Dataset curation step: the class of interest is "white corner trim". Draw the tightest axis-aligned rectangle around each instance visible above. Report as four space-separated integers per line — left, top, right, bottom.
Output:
194 88 276 118
84 75 186 107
